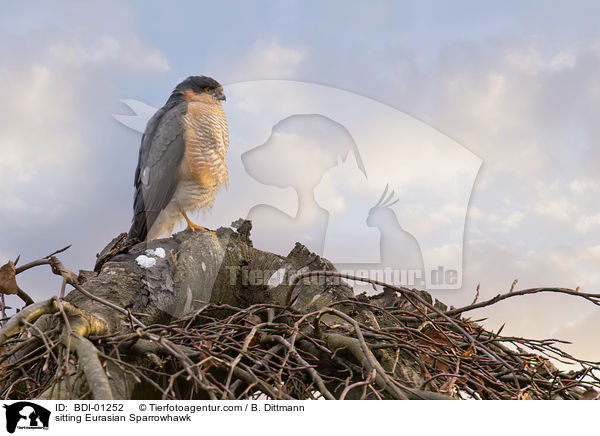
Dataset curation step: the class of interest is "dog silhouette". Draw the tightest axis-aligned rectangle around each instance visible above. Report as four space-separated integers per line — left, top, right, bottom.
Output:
3 402 50 433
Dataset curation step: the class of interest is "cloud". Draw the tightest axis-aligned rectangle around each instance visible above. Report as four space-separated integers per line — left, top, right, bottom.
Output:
427 36 600 221
552 309 600 362
425 34 600 339
216 38 307 82
500 211 525 230
575 213 600 233
528 180 600 234
0 7 171 300
47 35 169 73
3 2 600 356
569 178 600 195
0 30 170 218
446 237 599 341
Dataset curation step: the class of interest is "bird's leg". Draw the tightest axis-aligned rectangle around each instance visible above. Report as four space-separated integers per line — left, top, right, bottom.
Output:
181 211 213 233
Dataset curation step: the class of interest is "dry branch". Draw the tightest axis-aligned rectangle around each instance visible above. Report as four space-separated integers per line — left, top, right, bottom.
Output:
0 222 598 400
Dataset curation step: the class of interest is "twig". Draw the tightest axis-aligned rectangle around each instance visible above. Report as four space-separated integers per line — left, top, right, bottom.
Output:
444 286 600 317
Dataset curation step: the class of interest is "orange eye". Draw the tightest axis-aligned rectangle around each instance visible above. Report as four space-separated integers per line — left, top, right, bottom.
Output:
204 87 210 92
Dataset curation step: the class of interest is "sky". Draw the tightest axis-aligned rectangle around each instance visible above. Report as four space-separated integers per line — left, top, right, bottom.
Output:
1 1 600 361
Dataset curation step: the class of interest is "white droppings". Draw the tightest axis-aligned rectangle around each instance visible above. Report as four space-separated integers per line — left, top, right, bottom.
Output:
145 247 166 258
267 268 287 288
201 262 207 272
136 255 156 269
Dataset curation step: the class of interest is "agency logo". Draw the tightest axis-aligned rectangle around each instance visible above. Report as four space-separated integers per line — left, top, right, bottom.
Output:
3 402 50 433
115 80 481 292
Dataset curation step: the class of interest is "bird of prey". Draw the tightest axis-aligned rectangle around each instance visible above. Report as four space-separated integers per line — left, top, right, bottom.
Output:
128 76 229 242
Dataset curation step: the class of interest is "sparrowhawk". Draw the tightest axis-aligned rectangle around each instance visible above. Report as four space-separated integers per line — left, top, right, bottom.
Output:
128 76 229 242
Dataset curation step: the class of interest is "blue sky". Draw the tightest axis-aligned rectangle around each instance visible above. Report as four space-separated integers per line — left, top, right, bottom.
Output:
2 1 600 358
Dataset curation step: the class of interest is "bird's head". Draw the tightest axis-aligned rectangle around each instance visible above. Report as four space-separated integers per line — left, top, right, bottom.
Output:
367 184 399 228
172 76 226 103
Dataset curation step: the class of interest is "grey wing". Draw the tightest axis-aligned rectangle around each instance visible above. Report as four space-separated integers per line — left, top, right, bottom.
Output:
128 102 188 241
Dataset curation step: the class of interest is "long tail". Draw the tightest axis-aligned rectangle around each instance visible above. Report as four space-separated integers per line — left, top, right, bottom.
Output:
128 194 149 243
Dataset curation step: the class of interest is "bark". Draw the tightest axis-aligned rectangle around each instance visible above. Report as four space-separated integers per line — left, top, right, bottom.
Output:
1 220 598 400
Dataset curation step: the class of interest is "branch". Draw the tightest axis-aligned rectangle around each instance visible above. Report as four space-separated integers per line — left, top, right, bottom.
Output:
70 334 113 400
0 299 58 345
270 334 336 400
445 287 600 316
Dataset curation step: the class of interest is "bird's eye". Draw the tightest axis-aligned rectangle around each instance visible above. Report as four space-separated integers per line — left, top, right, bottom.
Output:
204 87 210 92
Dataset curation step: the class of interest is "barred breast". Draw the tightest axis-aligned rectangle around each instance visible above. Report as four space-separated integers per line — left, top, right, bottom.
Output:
177 99 229 213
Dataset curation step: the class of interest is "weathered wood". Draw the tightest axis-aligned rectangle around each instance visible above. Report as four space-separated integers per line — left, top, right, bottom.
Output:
2 220 596 400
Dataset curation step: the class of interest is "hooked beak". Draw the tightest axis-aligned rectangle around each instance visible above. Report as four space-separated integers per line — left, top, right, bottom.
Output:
216 91 226 102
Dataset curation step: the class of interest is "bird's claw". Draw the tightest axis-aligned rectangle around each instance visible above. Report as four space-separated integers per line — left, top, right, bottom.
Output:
186 222 215 235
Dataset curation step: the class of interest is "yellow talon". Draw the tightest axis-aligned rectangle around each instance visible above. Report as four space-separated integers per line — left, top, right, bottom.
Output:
182 211 214 234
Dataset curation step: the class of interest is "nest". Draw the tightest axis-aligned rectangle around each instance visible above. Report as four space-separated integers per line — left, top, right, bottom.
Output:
2 267 599 400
